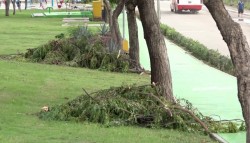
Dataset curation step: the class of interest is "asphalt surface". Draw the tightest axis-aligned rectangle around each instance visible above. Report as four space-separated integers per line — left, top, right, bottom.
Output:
158 0 250 56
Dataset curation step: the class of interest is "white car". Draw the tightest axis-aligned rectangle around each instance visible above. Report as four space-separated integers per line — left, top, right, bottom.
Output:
170 0 203 13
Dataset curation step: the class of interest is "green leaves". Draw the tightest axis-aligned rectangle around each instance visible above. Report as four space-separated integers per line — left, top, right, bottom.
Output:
25 26 130 72
98 23 110 36
38 84 246 133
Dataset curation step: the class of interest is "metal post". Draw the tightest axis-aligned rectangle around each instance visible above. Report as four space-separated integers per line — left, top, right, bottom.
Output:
157 0 160 20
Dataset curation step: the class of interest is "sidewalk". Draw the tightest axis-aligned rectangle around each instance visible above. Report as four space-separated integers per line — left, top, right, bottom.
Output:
226 5 250 16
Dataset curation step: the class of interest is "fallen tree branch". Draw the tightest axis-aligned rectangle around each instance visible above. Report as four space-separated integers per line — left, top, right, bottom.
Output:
148 93 210 134
173 105 210 134
82 88 100 105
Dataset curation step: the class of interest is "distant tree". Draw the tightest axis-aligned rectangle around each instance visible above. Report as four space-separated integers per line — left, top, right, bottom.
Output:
126 0 142 71
204 0 250 142
109 0 173 100
25 0 27 9
110 0 126 50
104 0 141 70
12 0 16 15
103 0 112 27
5 0 10 16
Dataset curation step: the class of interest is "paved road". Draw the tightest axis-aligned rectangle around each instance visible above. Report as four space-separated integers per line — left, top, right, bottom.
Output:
158 0 250 56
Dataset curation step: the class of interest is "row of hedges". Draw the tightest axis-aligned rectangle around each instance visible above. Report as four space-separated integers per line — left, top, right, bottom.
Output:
160 24 235 76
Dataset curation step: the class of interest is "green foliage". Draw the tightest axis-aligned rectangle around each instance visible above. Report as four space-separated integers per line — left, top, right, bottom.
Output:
160 24 235 76
0 10 215 143
43 51 67 65
31 44 50 62
55 33 65 39
208 120 242 133
25 26 129 72
98 23 110 36
223 0 250 10
71 25 92 39
108 39 119 52
38 84 245 133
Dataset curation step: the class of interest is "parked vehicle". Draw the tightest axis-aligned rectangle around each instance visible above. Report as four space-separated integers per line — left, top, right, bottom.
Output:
170 0 203 13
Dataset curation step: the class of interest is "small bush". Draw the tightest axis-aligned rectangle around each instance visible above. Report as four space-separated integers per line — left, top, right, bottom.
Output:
98 23 110 36
70 25 92 39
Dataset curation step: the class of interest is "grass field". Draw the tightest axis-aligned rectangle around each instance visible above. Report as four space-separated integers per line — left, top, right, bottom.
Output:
0 9 215 143
0 9 67 55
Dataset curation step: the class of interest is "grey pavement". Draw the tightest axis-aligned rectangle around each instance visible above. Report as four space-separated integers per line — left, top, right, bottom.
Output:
157 0 250 56
225 5 250 16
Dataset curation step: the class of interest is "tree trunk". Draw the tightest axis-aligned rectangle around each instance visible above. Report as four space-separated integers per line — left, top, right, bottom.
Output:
137 0 174 101
126 0 141 70
25 0 27 9
5 0 10 16
12 0 16 15
103 0 112 26
111 0 126 50
204 1 250 142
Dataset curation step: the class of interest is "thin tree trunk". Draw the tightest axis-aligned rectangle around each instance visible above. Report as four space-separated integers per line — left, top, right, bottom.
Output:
12 0 16 15
25 0 27 9
111 0 126 50
103 0 112 26
126 0 141 70
204 1 250 142
5 0 10 16
137 0 174 101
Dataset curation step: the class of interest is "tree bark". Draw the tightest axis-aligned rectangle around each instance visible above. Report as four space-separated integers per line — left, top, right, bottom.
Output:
5 0 10 16
12 0 16 15
111 0 126 50
25 0 27 9
137 0 174 101
103 0 112 26
126 0 141 70
204 0 250 142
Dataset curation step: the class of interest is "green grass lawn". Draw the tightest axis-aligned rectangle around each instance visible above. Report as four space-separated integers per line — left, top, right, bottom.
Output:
0 9 215 143
0 9 67 55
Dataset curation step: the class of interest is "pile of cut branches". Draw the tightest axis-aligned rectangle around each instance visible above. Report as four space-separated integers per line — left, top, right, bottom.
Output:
24 26 130 73
38 84 245 133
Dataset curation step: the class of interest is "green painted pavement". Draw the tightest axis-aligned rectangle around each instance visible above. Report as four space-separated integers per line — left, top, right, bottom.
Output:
118 14 244 143
219 132 245 143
